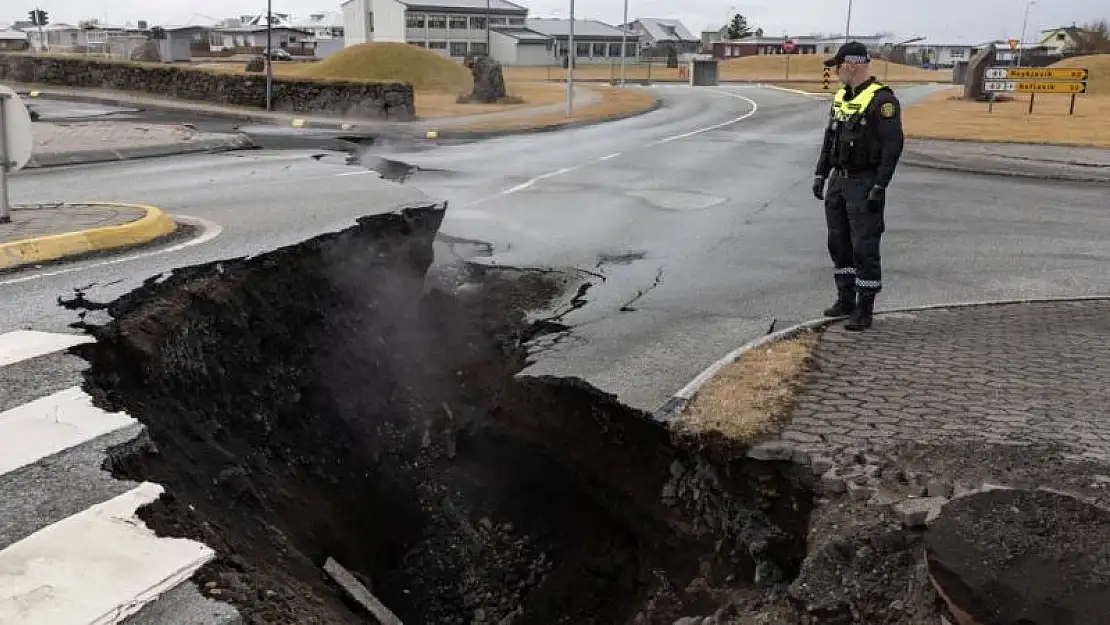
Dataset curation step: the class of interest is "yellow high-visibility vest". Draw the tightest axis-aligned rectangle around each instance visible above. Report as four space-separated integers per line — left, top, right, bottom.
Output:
832 82 886 121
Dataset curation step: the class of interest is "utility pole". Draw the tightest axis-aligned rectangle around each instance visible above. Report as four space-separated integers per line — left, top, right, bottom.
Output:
844 0 853 43
566 0 574 116
619 0 628 85
35 7 45 52
265 0 273 112
485 0 490 54
0 92 10 224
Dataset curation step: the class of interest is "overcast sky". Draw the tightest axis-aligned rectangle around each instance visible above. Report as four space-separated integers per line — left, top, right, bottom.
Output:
11 0 1108 43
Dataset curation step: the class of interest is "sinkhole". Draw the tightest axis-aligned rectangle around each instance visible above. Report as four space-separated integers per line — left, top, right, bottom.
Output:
66 202 815 624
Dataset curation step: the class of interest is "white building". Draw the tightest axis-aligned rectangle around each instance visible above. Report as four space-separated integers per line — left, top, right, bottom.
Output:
622 18 698 55
525 18 636 64
341 0 527 59
488 27 554 65
291 11 345 57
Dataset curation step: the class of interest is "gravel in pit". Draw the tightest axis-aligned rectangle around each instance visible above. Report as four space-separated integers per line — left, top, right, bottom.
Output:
65 202 816 625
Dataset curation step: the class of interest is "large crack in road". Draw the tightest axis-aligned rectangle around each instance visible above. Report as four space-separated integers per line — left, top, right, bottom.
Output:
61 202 815 624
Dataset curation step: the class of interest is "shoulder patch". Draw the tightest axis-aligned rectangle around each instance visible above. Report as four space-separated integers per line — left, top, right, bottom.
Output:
879 101 897 118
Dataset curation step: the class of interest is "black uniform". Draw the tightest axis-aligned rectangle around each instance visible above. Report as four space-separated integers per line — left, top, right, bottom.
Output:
813 77 904 329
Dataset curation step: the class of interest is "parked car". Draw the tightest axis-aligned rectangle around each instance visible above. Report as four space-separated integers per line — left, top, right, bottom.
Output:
261 48 293 61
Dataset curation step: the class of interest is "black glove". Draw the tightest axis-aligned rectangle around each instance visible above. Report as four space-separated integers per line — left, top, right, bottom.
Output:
812 176 826 201
866 185 885 212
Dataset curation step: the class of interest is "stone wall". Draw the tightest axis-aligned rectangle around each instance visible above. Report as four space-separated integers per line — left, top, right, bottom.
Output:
0 54 414 120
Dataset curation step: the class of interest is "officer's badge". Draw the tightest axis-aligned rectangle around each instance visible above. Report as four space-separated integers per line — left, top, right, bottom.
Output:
879 102 896 118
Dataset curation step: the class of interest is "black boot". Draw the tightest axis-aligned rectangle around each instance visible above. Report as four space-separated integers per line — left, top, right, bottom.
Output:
823 287 856 317
845 292 875 331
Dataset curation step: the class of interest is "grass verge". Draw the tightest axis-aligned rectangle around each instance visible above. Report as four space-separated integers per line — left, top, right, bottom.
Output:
904 87 1110 147
676 331 820 445
443 85 658 133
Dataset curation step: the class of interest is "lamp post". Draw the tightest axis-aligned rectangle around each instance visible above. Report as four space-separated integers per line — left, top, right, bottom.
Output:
1017 0 1036 66
844 0 853 43
265 0 273 112
485 0 490 53
619 0 628 85
566 0 574 116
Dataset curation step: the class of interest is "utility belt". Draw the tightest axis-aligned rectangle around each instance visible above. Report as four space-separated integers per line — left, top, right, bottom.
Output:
830 166 877 178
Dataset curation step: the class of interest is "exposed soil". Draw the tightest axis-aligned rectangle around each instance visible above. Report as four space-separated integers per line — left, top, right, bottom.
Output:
67 202 817 625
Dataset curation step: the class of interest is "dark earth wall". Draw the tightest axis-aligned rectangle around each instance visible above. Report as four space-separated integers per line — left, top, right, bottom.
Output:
0 54 415 119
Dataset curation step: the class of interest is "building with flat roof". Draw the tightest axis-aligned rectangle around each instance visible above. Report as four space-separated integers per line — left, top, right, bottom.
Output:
342 0 527 59
525 18 636 64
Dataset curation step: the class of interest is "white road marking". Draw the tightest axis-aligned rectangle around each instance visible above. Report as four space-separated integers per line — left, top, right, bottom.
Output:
334 170 373 176
0 215 223 287
0 386 136 478
0 330 93 368
463 91 759 207
0 482 215 625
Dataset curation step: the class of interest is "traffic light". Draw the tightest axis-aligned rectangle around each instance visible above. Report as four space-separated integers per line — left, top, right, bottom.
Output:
28 9 48 26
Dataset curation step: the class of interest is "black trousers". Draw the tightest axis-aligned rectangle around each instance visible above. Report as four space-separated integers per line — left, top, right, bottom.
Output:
824 169 885 294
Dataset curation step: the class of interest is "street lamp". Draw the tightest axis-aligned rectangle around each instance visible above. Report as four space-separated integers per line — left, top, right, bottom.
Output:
566 0 574 116
1017 0 1036 66
619 0 628 85
844 0 852 43
265 0 273 112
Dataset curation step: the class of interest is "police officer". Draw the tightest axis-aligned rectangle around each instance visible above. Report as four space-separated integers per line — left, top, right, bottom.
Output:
812 41 904 331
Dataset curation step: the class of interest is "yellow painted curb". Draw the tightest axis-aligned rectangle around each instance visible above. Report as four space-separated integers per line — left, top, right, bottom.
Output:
0 203 177 271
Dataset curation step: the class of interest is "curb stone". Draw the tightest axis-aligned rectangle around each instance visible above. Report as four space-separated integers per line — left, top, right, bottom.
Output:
900 153 1110 184
0 202 177 271
24 134 257 169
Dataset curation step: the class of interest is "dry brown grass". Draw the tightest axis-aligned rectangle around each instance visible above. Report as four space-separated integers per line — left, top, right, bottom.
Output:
1051 53 1110 95
720 55 951 82
502 57 952 84
280 42 473 91
677 332 819 445
415 81 568 118
904 87 1110 147
446 85 658 132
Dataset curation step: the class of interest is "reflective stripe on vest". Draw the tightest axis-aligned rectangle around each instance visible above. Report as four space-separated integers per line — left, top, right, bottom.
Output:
832 82 885 121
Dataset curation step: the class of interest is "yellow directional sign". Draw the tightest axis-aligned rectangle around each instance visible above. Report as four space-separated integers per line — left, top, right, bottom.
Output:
1015 81 1087 94
1007 67 1089 81
1008 38 1020 49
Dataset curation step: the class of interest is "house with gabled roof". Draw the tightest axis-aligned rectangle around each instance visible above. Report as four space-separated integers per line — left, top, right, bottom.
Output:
622 18 697 55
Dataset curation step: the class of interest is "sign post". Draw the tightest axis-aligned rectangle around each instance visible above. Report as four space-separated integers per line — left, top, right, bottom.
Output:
982 66 1088 115
0 85 36 224
783 38 795 79
822 66 831 91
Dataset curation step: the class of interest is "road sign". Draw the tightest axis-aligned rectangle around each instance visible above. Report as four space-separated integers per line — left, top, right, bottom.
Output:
1008 38 1020 49
983 80 1087 94
995 50 1015 62
1 84 35 223
783 39 796 53
985 66 1089 81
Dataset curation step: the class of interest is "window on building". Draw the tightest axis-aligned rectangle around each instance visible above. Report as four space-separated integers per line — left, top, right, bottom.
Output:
576 42 589 57
470 42 488 56
625 42 636 57
427 15 446 29
449 16 468 30
608 42 622 56
406 13 425 28
427 40 447 49
556 40 568 56
449 41 468 56
470 16 486 30
592 42 606 57
488 17 507 25
508 17 525 26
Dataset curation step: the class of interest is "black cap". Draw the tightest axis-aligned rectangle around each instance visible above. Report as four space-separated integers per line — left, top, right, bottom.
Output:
824 41 871 67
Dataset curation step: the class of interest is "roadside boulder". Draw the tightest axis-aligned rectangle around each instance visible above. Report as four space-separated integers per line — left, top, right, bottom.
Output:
462 55 507 103
926 488 1110 625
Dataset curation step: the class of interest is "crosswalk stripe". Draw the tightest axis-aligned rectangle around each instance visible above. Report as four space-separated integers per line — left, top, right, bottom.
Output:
0 481 215 625
0 330 94 368
0 387 136 478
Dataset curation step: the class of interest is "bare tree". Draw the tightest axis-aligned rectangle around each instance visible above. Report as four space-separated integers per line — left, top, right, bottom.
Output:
1073 19 1110 54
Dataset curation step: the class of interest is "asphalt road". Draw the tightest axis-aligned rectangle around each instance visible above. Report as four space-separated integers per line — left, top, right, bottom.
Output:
6 84 1110 412
3 83 1110 623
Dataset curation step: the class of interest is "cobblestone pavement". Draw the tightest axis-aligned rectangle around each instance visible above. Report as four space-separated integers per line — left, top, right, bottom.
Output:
0 204 145 244
782 300 1110 465
32 121 233 156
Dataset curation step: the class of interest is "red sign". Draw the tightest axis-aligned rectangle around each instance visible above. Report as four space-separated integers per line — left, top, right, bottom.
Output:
783 39 796 53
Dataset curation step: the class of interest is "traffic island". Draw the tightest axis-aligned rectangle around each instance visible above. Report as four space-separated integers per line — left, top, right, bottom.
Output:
0 202 176 271
67 203 815 625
